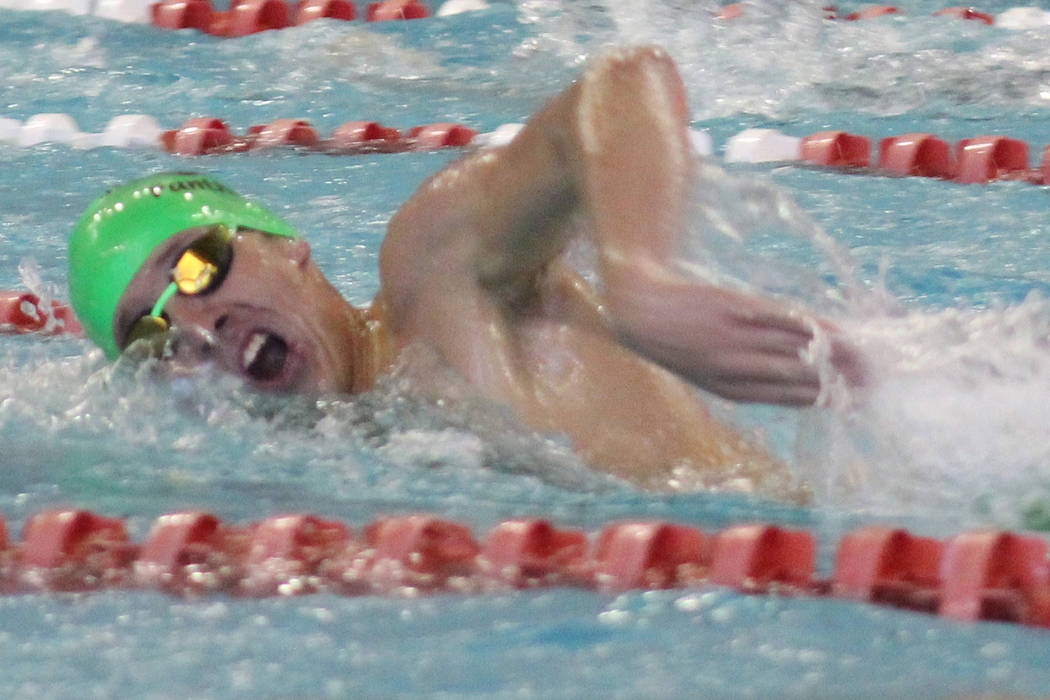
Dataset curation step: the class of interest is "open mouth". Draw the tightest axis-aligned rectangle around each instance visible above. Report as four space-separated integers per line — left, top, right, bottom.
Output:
240 330 289 382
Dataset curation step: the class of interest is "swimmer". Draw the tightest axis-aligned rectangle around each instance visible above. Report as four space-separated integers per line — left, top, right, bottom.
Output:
68 47 856 491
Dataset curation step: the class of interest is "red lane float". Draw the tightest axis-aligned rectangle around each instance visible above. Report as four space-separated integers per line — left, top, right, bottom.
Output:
143 1 1001 36
832 527 943 611
954 135 1030 184
408 122 479 150
479 519 588 588
241 515 351 595
593 521 706 590
330 120 404 152
800 131 871 168
934 6 995 23
845 6 900 20
708 524 815 592
151 0 296 35
1 509 1049 630
0 292 49 333
247 118 319 150
161 117 238 155
226 0 291 36
135 511 250 593
151 0 214 31
296 0 356 23
878 133 954 178
364 515 481 589
939 531 1050 624
20 510 135 591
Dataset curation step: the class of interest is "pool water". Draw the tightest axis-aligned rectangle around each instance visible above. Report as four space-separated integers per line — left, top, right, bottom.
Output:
2 0 1050 697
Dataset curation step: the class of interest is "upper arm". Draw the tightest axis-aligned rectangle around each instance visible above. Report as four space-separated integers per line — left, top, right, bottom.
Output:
379 79 590 332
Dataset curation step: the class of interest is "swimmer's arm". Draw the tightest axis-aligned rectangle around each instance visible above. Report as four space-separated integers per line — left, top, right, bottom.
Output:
571 47 859 405
381 46 857 405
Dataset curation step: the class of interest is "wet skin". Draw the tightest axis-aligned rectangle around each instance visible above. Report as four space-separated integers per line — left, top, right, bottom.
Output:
116 227 381 395
114 47 856 491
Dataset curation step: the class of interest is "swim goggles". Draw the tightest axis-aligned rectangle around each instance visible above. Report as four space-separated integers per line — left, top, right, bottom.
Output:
123 224 235 353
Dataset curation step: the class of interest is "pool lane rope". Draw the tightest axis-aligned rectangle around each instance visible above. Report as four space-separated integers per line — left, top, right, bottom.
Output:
0 508 1047 629
2 112 1049 188
6 0 1050 36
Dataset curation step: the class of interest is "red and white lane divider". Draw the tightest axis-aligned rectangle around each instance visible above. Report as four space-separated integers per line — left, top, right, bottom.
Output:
150 0 435 37
725 128 1050 185
0 0 493 29
2 507 1049 629
3 111 1047 189
0 292 81 336
0 0 450 28
160 116 478 155
3 0 1048 33
720 4 1050 28
0 114 480 154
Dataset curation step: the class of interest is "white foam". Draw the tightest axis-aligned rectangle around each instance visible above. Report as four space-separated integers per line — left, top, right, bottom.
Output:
796 299 1050 525
436 0 489 17
996 7 1050 30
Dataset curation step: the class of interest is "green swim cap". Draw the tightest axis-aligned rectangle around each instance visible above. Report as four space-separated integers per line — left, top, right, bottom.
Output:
69 172 299 359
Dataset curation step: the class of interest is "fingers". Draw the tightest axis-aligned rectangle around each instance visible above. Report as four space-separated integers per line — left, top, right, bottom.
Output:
828 334 866 388
728 296 868 393
710 349 820 384
687 330 865 406
714 288 816 351
706 379 822 406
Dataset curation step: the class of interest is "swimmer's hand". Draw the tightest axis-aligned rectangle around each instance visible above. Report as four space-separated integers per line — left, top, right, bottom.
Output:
603 264 861 406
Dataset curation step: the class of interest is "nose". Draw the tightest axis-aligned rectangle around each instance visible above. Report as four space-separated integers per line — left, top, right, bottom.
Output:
289 238 311 268
167 320 220 366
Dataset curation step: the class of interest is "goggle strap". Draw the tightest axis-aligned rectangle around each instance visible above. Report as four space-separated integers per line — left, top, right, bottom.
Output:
150 282 179 319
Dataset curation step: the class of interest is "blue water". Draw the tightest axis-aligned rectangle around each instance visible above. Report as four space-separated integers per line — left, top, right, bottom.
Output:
3 0 1050 697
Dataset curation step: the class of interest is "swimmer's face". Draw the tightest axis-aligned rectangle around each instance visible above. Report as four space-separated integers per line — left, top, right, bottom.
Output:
114 226 363 394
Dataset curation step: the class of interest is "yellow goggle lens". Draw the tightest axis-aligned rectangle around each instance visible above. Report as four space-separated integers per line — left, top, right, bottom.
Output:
173 250 219 295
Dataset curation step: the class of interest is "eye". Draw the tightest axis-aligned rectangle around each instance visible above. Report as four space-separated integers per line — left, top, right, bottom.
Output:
170 226 235 297
214 314 229 331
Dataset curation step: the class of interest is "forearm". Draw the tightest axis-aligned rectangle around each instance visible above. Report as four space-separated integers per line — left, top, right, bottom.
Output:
568 47 857 404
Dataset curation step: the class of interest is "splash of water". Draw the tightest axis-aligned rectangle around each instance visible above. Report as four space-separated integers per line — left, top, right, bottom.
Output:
679 153 1050 527
804 297 1050 528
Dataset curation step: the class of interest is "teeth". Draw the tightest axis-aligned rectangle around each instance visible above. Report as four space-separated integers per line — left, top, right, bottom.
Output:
242 331 267 370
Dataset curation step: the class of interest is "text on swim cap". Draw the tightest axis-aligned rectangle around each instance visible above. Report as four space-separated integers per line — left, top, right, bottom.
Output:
165 178 237 196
